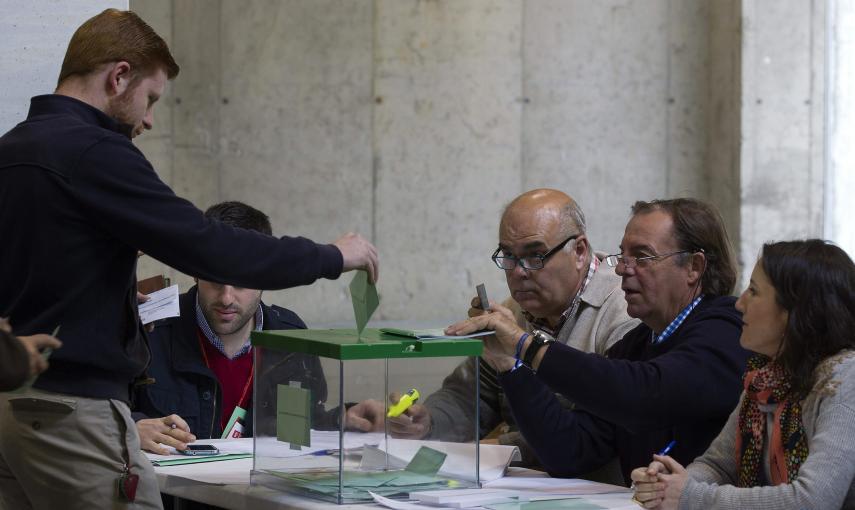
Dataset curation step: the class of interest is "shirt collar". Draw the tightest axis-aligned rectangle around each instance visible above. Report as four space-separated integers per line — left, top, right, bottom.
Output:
523 257 599 336
652 295 703 344
28 94 134 138
195 296 263 359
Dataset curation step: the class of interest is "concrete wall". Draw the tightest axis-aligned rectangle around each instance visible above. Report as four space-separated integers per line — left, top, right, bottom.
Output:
738 0 826 280
1 1 831 325
132 0 727 326
2 0 834 401
827 0 855 258
0 0 126 134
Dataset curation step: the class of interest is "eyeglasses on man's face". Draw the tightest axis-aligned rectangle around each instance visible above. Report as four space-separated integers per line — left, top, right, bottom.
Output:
492 234 579 271
604 250 693 269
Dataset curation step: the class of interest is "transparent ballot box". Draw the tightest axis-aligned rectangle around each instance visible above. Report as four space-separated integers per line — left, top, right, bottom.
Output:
250 328 482 504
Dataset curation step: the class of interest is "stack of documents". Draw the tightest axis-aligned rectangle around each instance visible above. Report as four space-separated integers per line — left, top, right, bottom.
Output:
145 438 253 467
138 284 180 325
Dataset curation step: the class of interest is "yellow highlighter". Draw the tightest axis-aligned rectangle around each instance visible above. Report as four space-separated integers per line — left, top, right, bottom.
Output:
387 389 420 418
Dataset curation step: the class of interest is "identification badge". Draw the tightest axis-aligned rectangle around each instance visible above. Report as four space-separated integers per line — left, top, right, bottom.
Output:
222 405 247 439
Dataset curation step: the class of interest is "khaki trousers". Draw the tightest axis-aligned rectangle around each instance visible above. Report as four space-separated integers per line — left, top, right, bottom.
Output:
0 389 162 510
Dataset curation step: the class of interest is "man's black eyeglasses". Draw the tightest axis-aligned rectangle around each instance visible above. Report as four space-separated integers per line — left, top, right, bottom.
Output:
492 234 580 270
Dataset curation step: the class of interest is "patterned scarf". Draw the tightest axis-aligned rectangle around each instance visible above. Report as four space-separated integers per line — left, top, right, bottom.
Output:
735 355 808 487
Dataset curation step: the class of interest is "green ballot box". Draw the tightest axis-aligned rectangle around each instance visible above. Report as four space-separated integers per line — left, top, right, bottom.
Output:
250 328 483 504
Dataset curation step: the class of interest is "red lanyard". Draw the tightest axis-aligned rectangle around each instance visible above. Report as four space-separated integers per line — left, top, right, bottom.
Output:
196 329 255 410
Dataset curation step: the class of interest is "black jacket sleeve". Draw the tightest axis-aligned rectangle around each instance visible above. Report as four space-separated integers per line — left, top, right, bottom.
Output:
0 330 29 391
499 367 617 478
70 136 342 290
535 311 745 432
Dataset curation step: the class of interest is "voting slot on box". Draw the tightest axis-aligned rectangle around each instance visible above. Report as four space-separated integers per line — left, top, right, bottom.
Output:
249 327 483 504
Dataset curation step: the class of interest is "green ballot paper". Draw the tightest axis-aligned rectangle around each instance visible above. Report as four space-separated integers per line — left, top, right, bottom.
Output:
349 270 378 337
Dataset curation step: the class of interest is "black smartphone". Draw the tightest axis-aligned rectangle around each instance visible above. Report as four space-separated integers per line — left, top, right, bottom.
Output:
179 444 220 456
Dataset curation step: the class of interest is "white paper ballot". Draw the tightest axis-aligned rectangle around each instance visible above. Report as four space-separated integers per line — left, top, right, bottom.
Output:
138 284 180 324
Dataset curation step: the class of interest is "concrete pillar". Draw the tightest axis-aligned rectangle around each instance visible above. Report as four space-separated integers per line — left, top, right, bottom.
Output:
827 0 855 257
706 0 742 268
738 0 826 282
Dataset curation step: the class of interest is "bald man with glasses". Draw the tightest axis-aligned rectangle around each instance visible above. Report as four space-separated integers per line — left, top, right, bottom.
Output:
446 198 750 486
347 189 638 474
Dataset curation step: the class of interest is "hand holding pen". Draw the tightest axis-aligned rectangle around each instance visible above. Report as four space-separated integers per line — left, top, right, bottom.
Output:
630 440 688 509
18 325 62 380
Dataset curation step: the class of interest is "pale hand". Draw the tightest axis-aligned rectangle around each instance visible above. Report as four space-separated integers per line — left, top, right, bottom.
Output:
137 291 155 332
465 299 519 371
445 310 525 358
652 454 688 510
17 334 62 377
467 298 516 323
334 232 379 284
386 392 431 439
345 399 386 432
137 414 196 455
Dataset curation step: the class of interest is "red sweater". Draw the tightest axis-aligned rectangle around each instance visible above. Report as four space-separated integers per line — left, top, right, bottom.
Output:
198 330 253 431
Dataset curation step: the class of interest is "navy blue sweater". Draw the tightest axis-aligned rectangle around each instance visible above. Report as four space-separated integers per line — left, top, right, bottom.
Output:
0 95 343 402
499 295 749 485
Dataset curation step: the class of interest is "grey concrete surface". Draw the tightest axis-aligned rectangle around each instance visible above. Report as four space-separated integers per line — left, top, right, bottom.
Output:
0 1 126 133
2 0 836 323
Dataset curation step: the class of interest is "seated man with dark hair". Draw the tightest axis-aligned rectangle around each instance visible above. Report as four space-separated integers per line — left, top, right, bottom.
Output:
133 201 332 453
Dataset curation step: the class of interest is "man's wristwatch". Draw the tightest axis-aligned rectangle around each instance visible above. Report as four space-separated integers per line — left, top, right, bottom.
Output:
522 329 554 368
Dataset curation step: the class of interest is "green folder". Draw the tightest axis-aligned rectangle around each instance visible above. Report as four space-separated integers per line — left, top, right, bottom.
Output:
150 453 253 467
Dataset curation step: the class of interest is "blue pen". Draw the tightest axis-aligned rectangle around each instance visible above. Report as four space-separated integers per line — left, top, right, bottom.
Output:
657 440 677 456
310 449 338 456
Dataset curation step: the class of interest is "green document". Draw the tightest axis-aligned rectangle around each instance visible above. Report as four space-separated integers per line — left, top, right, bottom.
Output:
150 453 253 467
267 470 455 502
349 270 379 337
277 384 311 447
404 446 447 476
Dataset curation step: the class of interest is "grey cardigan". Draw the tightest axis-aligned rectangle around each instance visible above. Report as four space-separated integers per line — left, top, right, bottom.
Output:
680 351 855 510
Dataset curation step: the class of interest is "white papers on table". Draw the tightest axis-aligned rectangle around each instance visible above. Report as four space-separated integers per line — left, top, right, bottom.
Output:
154 457 254 485
409 488 518 507
149 433 521 487
138 284 180 324
378 438 521 483
369 491 441 510
405 480 633 509
147 432 387 462
485 475 632 495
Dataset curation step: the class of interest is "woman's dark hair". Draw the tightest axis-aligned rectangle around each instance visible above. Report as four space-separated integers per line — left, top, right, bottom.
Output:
761 239 855 396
